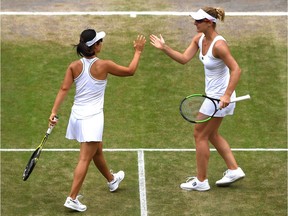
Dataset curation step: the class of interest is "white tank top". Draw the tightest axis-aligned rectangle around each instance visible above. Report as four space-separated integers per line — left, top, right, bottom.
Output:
71 57 107 119
198 34 235 99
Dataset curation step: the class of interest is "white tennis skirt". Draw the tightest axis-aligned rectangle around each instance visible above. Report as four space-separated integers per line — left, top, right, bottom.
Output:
66 111 104 142
200 98 236 118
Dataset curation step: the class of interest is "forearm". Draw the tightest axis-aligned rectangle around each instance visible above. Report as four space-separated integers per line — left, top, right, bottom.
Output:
162 44 188 65
51 88 69 114
128 50 142 74
225 68 242 97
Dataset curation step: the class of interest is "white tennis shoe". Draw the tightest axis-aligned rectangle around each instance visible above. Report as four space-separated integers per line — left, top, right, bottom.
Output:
108 170 125 192
216 167 245 186
180 177 210 191
64 195 87 212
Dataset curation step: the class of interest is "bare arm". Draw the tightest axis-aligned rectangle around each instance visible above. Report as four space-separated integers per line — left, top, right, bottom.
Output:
149 34 201 64
49 64 74 124
106 35 146 76
214 40 241 108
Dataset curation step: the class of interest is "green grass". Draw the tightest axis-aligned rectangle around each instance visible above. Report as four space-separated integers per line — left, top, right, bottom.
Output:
1 14 287 216
1 151 287 216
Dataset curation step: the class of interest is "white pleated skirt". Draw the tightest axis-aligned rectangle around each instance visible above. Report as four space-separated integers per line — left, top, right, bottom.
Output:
66 111 104 142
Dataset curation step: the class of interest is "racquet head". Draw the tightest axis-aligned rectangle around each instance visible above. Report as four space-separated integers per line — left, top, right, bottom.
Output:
22 146 43 181
179 94 218 123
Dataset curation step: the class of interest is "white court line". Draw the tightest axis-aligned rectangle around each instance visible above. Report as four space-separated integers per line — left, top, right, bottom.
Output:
138 150 148 216
1 148 287 152
0 11 287 16
2 147 286 216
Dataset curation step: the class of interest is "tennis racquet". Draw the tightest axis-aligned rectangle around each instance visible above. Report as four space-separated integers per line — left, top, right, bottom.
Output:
179 94 250 124
22 116 58 181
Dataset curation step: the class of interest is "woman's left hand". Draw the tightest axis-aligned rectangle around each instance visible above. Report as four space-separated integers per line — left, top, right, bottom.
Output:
219 95 230 109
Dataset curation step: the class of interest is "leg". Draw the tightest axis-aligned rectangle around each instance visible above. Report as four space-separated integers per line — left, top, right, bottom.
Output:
69 142 99 199
193 118 223 181
92 142 114 182
180 118 220 192
209 124 238 170
208 118 245 186
92 142 125 192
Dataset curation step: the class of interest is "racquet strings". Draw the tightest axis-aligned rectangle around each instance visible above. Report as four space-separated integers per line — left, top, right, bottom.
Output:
181 96 215 122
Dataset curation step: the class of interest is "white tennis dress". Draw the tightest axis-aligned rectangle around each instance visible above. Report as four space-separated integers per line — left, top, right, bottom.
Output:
198 34 236 117
66 57 107 142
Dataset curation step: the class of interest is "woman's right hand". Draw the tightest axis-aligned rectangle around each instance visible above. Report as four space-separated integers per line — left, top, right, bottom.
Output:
149 34 165 50
134 35 146 52
49 113 58 127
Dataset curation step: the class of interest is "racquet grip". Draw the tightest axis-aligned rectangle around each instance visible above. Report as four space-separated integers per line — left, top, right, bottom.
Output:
47 116 59 134
231 94 251 102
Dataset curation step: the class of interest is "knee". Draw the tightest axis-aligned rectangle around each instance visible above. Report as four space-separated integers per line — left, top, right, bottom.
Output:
193 128 208 144
193 127 200 139
209 132 220 144
78 157 92 165
95 144 103 156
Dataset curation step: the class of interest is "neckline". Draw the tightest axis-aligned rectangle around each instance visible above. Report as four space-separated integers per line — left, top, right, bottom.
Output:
201 35 220 57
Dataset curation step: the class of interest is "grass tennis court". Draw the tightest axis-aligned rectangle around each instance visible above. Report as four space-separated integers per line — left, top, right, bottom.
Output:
1 3 287 216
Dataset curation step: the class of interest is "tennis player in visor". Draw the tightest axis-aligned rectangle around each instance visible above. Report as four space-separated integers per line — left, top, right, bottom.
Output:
50 29 146 211
150 7 245 192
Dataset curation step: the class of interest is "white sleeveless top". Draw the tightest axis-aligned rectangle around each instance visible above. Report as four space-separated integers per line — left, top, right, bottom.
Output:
198 34 235 100
71 57 107 119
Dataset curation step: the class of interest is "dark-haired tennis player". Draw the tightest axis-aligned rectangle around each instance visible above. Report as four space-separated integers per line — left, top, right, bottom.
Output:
49 29 146 211
150 7 245 191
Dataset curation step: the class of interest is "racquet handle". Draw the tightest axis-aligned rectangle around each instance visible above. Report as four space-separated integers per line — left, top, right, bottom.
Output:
231 94 251 103
47 116 59 135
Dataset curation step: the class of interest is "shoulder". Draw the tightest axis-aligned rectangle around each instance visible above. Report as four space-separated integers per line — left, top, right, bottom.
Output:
213 37 231 58
94 59 110 65
66 60 83 77
94 59 117 69
69 59 82 69
214 36 228 48
214 36 229 51
192 33 204 44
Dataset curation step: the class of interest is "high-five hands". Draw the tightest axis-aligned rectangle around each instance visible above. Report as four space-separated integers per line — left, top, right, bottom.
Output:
134 35 146 52
150 34 165 50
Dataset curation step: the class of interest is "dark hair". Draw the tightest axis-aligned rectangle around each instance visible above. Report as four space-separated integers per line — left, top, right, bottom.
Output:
74 29 102 57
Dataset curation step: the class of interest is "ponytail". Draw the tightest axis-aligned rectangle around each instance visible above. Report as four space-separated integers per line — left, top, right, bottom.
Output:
203 6 225 22
215 7 225 21
74 39 95 57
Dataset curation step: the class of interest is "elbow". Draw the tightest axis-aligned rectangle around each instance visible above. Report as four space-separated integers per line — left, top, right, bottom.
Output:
60 85 70 92
231 66 241 78
126 67 138 76
126 70 136 76
179 58 190 65
237 67 242 76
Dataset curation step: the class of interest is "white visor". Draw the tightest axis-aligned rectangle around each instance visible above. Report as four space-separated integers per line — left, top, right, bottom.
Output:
190 9 217 23
85 31 106 47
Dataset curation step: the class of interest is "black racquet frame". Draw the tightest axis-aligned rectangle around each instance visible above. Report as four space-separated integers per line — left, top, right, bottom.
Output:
22 116 58 181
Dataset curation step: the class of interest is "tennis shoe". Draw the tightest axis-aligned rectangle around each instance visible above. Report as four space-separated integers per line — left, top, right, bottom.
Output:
216 167 245 186
108 170 125 192
64 195 87 212
180 177 210 191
